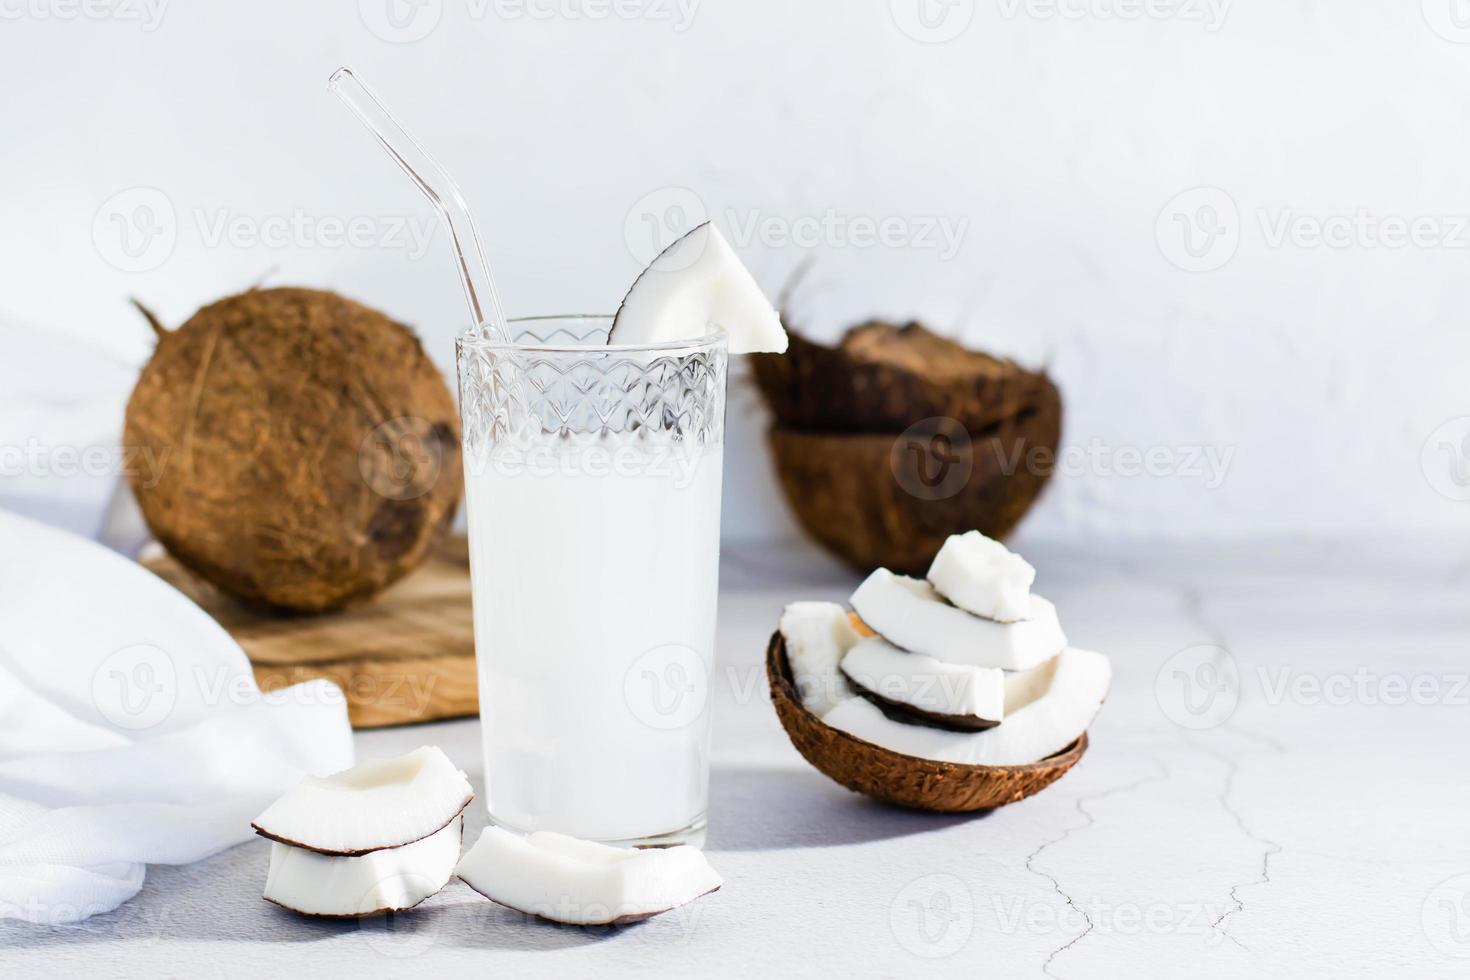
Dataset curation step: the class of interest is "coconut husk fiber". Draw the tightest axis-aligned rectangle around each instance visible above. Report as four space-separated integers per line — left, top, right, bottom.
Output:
124 287 462 613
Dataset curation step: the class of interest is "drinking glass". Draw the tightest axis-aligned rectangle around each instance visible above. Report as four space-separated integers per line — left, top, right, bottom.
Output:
456 315 727 845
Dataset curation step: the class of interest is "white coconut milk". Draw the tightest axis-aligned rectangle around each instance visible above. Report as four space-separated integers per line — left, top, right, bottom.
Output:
464 441 723 843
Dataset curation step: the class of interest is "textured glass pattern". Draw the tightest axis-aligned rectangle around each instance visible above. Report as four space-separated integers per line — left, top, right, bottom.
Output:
457 320 728 453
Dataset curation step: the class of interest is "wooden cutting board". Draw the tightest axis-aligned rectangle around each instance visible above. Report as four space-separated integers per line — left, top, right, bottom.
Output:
144 536 478 729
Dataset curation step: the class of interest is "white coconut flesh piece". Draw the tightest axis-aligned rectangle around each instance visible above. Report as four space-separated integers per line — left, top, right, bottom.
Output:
252 746 473 855
850 568 1065 672
779 601 861 716
820 647 1111 767
455 827 723 926
262 815 462 918
926 530 1036 623
609 221 788 354
839 636 1005 731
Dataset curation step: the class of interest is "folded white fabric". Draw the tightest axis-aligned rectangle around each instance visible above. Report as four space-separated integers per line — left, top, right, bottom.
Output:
0 510 355 924
0 315 142 547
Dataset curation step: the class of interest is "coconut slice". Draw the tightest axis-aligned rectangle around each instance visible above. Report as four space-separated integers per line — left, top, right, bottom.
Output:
839 636 1004 731
263 815 462 918
252 746 473 855
850 568 1065 671
926 530 1036 623
822 647 1110 767
610 222 787 354
455 827 722 926
779 601 861 716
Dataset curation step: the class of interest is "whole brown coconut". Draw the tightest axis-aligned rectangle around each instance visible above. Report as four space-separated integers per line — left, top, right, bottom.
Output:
125 287 462 613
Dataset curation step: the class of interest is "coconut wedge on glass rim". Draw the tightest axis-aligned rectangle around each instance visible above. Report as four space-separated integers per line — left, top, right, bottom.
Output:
456 827 723 926
608 221 788 354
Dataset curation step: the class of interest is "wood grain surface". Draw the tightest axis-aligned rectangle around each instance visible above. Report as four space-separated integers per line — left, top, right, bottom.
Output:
144 536 478 728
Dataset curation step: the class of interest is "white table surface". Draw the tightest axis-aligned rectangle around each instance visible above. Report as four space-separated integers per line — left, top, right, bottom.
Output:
4 538 1467 978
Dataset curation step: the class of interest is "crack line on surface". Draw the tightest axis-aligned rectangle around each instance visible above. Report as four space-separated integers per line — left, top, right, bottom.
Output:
1174 578 1285 951
1104 551 1288 953
1191 735 1283 950
1025 761 1171 979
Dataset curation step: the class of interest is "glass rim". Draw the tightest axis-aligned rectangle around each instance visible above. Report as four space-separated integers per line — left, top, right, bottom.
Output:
456 314 728 355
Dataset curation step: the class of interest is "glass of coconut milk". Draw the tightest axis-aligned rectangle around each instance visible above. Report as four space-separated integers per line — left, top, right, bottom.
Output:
456 315 727 846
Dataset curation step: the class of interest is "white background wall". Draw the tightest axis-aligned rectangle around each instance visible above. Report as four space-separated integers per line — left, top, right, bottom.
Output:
4 0 1469 543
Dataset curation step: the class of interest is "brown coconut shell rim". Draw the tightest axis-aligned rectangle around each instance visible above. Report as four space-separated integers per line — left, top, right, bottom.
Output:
767 630 1087 783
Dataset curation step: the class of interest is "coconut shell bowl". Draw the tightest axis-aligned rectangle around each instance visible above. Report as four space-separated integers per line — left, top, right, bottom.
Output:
765 631 1087 812
750 321 1062 575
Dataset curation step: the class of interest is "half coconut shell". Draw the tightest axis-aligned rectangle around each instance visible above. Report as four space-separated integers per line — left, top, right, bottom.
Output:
767 631 1086 812
750 321 1059 434
767 409 1058 576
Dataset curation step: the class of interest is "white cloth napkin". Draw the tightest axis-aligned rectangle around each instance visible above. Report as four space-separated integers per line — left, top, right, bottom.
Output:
0 510 355 924
0 314 142 547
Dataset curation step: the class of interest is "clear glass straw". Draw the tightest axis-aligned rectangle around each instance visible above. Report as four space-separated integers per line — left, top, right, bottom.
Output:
327 66 508 341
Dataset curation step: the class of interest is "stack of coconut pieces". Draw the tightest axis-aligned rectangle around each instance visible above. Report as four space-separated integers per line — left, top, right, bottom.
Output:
251 747 475 917
251 746 721 923
780 531 1110 775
